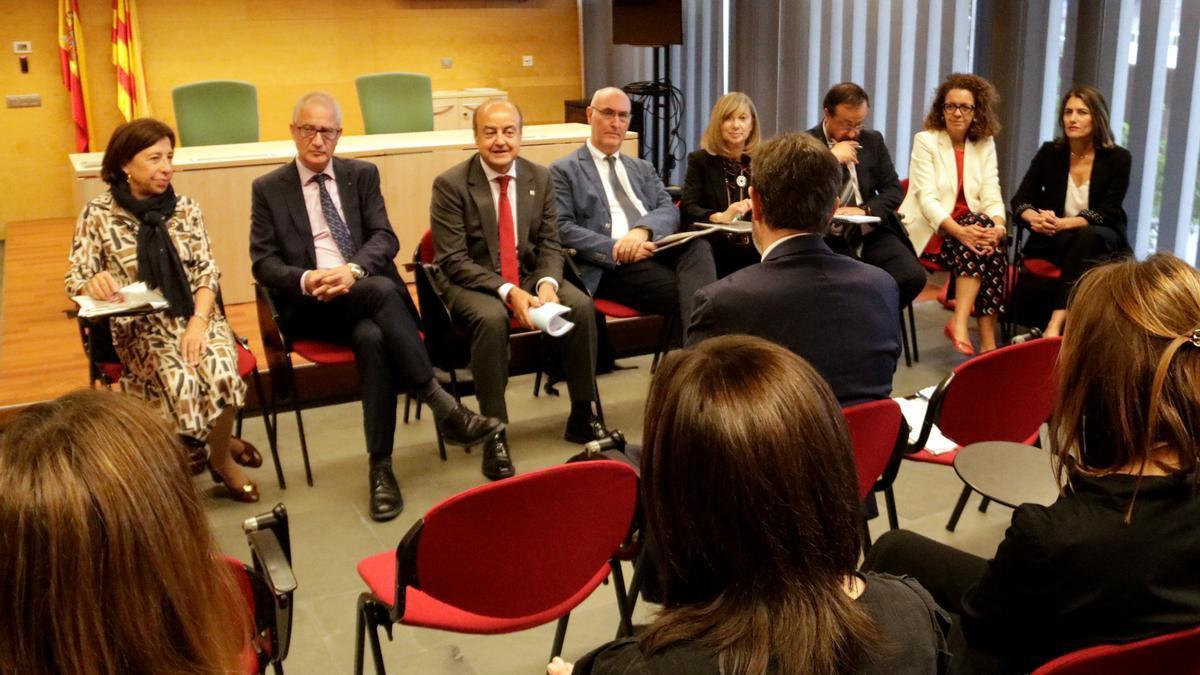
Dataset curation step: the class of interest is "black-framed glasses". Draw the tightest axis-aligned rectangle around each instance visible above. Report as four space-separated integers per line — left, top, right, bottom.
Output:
943 103 975 115
295 124 342 141
590 107 632 122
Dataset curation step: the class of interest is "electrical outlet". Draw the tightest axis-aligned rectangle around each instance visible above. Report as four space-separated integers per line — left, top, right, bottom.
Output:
6 94 41 108
441 57 452 69
12 41 31 54
522 55 534 67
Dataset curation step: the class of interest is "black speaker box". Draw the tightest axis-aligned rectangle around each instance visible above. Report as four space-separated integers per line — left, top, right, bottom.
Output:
612 0 683 46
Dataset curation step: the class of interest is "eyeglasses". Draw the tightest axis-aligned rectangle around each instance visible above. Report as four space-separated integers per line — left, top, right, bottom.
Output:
942 103 976 115
295 124 342 141
591 107 632 122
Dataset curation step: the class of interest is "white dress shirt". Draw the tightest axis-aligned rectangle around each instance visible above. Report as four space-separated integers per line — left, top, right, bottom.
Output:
586 139 648 238
478 157 557 301
1063 178 1090 218
760 232 821 261
296 159 348 294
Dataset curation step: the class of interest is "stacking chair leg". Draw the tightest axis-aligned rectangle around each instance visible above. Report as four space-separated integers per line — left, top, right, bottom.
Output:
355 595 389 675
978 496 991 512
907 302 920 364
289 394 314 487
650 315 676 374
885 486 899 530
402 395 411 424
611 560 634 638
550 613 571 661
249 368 285 489
899 309 913 367
946 484 974 531
861 518 873 554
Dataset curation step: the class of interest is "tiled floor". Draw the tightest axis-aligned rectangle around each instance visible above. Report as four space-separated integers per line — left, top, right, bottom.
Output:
205 300 1017 675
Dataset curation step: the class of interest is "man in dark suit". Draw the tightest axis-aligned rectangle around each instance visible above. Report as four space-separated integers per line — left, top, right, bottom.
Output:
550 86 715 341
430 100 605 477
687 132 901 406
807 82 926 307
250 92 501 520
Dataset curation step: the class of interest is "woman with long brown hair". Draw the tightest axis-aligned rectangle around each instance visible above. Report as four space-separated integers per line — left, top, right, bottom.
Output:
550 336 948 675
864 254 1200 673
0 389 248 674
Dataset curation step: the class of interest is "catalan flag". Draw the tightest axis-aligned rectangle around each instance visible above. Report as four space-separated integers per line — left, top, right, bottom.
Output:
113 0 151 121
58 0 92 152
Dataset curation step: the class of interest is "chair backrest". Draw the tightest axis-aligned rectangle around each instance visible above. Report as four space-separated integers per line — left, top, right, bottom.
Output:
76 316 123 386
417 227 437 264
934 336 1063 447
1031 625 1200 675
356 72 434 134
408 462 638 618
844 398 906 500
252 284 296 398
172 80 259 146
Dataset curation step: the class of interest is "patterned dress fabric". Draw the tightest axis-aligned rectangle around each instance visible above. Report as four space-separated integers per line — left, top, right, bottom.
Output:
66 191 246 441
933 210 1007 316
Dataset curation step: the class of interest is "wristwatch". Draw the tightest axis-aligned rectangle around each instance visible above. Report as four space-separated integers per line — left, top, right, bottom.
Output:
348 263 367 280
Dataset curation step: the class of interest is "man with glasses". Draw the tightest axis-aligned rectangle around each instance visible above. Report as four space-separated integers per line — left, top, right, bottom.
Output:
430 100 606 479
807 82 926 307
549 86 716 343
250 92 501 521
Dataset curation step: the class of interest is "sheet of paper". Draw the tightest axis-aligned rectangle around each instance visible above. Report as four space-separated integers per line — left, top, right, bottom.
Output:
894 395 958 455
72 281 168 318
529 301 574 337
832 214 882 224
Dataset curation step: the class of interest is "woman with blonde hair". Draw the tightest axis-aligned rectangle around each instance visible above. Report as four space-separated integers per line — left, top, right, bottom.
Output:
0 389 248 674
864 254 1200 673
681 92 763 275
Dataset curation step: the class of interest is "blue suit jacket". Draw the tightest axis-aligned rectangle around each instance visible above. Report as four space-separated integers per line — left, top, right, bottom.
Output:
549 145 679 292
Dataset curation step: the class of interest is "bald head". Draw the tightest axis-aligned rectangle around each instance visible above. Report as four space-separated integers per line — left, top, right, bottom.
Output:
472 100 523 135
587 87 632 155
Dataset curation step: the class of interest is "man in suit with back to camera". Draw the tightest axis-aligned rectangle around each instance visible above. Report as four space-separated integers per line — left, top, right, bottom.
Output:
808 82 927 307
549 86 716 342
249 92 501 521
687 131 901 406
430 100 606 479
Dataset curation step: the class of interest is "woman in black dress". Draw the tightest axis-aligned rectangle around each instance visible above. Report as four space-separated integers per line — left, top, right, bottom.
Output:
681 92 762 276
1012 85 1131 337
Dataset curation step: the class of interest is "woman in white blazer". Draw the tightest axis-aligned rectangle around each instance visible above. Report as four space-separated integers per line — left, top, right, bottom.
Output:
899 73 1007 355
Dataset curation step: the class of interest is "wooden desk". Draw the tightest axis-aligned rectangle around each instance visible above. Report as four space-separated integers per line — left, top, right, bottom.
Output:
70 124 637 304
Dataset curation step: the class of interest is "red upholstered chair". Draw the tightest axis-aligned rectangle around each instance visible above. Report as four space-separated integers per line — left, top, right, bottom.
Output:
254 283 357 486
353 461 639 674
905 336 1062 531
591 297 675 374
229 502 298 674
1031 625 1200 675
844 398 908 546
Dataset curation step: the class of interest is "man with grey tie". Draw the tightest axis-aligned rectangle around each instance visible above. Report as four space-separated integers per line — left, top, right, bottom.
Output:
550 87 715 340
250 92 501 521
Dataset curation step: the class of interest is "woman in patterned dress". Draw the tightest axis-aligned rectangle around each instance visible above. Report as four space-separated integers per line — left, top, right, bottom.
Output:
66 118 259 502
899 74 1008 355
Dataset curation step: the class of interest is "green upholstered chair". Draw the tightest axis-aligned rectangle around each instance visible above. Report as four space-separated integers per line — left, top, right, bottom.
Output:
171 80 259 147
355 72 435 134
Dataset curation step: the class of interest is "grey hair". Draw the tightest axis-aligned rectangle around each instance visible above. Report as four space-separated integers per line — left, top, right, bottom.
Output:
590 86 628 107
292 91 342 126
472 100 523 134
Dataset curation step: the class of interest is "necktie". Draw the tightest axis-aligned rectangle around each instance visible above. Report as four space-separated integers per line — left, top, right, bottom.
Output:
496 175 520 285
839 164 859 207
605 156 643 226
310 174 356 260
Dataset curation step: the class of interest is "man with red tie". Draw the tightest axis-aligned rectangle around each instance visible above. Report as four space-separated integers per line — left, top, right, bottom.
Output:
430 100 604 479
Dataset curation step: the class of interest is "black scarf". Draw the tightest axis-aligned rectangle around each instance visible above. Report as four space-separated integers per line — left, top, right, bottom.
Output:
110 179 194 318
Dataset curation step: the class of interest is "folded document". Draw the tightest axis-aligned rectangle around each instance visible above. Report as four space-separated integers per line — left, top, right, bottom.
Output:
72 282 168 318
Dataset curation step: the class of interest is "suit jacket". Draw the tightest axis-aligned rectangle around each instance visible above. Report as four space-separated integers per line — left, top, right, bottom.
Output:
1011 141 1131 250
549 145 679 292
898 130 1006 253
430 154 564 295
687 234 901 406
249 157 402 324
680 148 749 227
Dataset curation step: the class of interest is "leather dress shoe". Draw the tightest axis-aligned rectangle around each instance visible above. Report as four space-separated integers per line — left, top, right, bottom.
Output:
564 414 609 444
482 433 516 481
438 405 504 447
368 462 404 522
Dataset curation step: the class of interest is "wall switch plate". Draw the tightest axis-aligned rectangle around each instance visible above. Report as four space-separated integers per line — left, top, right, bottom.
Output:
6 94 41 108
522 55 533 67
12 41 31 54
441 57 452 69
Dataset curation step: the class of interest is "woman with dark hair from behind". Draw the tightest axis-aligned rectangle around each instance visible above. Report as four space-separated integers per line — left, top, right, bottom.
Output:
0 389 247 674
549 335 949 675
864 254 1200 673
1011 85 1132 337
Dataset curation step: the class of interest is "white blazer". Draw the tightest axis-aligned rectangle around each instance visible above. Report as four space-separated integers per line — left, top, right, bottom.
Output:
898 129 1006 253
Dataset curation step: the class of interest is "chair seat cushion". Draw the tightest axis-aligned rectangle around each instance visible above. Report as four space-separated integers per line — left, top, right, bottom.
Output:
99 361 124 384
235 343 257 378
593 299 643 319
904 447 960 466
1024 258 1063 279
292 339 356 365
356 550 612 634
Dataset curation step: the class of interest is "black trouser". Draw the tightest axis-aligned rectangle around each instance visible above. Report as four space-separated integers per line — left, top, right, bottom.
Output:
594 238 716 343
286 277 433 459
1022 226 1124 310
445 279 597 423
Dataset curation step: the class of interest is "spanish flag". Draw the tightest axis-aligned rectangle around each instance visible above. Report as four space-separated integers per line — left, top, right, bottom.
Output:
113 0 151 121
58 0 92 152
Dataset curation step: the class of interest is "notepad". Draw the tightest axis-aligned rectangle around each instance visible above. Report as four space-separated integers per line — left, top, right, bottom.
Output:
72 282 168 318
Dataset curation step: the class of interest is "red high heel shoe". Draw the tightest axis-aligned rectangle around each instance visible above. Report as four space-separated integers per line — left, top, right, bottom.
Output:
944 320 976 356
